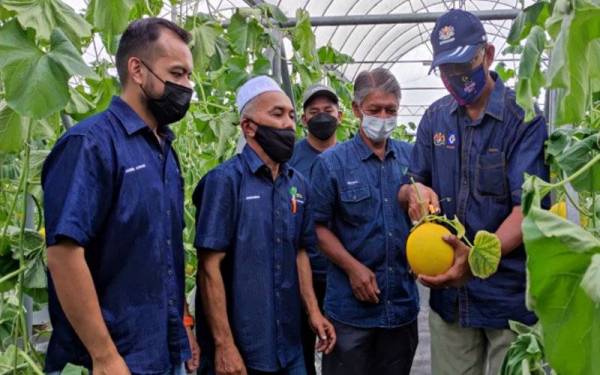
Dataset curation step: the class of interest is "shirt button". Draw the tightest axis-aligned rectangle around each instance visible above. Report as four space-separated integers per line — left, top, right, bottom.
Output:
166 239 171 245
275 210 280 217
158 153 164 160
387 300 391 304
276 264 281 270
384 198 389 203
276 238 281 243
388 232 393 237
463 179 468 185
168 268 173 276
276 292 280 298
168 299 175 306
276 319 280 325
388 267 393 272
166 209 171 216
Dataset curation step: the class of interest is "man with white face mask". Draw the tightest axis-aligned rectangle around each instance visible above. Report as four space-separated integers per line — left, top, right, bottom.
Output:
311 68 419 375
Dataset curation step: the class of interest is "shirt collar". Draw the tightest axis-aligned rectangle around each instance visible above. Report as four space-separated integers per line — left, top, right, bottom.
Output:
449 71 505 122
352 132 396 161
108 96 176 141
241 144 293 177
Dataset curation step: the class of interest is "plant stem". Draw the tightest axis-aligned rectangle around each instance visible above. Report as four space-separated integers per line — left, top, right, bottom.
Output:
549 153 600 190
0 266 26 285
12 119 32 374
18 349 44 375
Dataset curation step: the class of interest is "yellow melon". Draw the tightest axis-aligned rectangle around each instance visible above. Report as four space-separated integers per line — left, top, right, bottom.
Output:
406 222 454 276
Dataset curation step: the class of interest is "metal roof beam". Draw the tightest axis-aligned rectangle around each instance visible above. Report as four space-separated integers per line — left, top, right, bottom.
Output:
221 9 520 26
277 9 519 27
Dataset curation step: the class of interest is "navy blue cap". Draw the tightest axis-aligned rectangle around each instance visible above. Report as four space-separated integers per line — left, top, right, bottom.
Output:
429 9 487 74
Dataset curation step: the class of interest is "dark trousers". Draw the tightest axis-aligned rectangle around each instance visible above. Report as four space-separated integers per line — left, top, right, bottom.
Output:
322 318 418 375
300 277 327 375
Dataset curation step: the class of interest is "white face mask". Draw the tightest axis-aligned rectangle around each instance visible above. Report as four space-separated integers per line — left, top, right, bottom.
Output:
361 112 397 142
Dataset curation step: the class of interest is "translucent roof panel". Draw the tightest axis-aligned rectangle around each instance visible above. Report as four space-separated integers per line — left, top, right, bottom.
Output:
201 0 536 125
66 0 538 125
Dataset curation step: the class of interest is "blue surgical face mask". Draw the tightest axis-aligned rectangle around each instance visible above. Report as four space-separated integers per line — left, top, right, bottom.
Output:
442 63 487 106
361 112 397 142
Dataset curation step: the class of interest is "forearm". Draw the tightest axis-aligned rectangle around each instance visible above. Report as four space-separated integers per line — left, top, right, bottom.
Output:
198 252 235 347
47 242 118 361
296 249 319 316
316 224 360 273
496 206 524 256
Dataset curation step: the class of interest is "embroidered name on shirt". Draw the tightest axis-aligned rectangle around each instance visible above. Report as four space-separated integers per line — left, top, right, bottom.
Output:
245 195 261 200
125 164 146 174
346 180 359 185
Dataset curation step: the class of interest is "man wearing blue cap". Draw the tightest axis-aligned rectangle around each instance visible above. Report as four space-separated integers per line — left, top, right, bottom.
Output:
398 9 549 375
193 76 336 375
289 83 341 375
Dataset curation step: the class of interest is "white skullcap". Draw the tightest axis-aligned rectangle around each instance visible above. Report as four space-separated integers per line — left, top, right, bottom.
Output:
236 75 284 112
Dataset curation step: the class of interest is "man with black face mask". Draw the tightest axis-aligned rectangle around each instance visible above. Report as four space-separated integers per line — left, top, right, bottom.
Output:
193 76 336 375
398 9 549 375
42 18 199 375
288 84 341 375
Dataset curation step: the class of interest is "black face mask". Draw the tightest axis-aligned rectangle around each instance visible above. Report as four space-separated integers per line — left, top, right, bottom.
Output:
140 60 193 126
250 120 296 163
307 112 338 140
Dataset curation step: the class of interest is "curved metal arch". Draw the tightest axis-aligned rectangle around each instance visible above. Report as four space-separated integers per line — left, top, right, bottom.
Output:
376 20 512 65
325 0 385 48
336 0 517 77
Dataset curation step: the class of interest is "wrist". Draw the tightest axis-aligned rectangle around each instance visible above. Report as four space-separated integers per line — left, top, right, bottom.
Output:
91 345 119 363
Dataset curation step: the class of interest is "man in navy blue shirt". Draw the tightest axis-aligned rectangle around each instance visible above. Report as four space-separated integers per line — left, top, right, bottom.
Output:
398 10 549 375
42 18 199 375
311 68 420 375
193 76 336 375
289 84 341 375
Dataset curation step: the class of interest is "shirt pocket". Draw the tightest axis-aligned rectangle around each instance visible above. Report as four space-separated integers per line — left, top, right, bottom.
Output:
476 152 507 197
339 186 372 225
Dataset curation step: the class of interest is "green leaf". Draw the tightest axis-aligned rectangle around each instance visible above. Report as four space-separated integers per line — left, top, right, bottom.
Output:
507 1 551 45
130 0 163 18
515 26 546 122
500 322 548 375
522 184 600 375
547 9 600 125
292 9 316 64
468 230 501 279
1 0 92 46
0 102 26 153
0 20 96 118
581 254 600 303
0 253 19 292
65 86 96 117
86 0 135 37
252 55 271 76
60 363 90 375
190 22 220 72
209 112 239 158
228 10 263 55
554 133 600 193
257 3 288 24
24 256 46 289
495 62 515 82
318 45 353 65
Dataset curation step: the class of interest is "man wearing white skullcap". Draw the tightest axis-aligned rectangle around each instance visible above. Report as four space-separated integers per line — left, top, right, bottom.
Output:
192 76 336 375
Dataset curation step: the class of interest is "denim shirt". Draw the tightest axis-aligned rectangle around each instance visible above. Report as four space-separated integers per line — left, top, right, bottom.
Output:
311 133 419 328
42 97 190 373
289 138 329 280
193 145 316 372
403 72 549 329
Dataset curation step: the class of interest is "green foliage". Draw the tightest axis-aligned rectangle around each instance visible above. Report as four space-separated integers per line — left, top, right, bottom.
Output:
468 230 501 279
500 322 551 375
0 19 96 119
521 174 600 375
